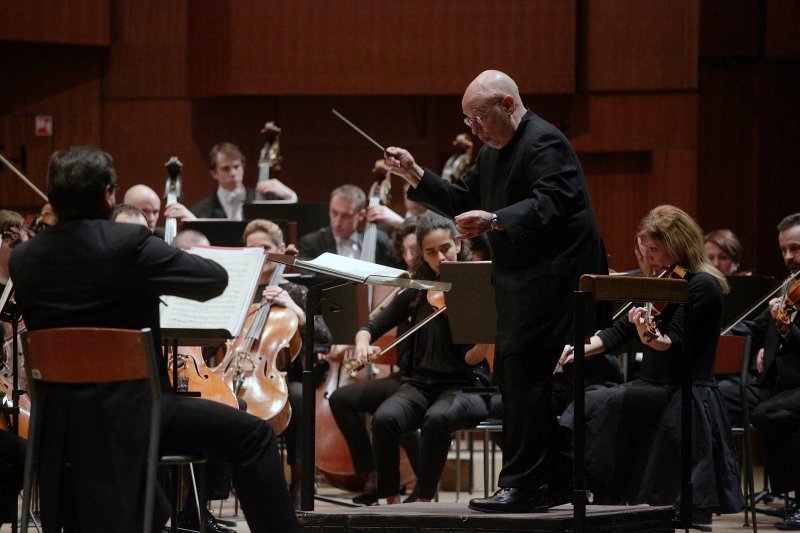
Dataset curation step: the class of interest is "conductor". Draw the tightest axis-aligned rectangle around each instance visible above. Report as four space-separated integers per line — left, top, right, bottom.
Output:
385 70 608 513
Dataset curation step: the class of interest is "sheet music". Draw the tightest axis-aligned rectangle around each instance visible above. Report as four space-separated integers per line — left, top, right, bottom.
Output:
160 247 265 337
295 252 410 283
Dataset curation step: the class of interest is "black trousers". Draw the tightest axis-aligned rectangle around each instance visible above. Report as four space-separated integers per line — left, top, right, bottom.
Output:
328 373 420 475
159 395 297 533
371 381 487 499
750 388 800 494
0 429 25 525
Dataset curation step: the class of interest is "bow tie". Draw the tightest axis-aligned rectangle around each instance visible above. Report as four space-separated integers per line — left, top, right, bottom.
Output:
226 188 246 204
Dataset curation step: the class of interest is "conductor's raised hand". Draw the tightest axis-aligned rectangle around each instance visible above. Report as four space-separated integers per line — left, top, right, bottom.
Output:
384 147 423 187
454 210 492 240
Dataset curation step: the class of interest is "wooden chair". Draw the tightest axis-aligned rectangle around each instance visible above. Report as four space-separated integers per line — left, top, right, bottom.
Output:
19 327 205 533
716 334 757 532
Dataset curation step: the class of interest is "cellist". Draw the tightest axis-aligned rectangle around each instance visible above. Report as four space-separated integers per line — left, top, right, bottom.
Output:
242 219 332 508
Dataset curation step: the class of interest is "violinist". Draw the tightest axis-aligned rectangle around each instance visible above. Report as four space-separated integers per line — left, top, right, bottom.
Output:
328 217 422 505
0 210 26 528
356 213 490 505
704 228 743 276
721 213 800 528
191 142 297 220
10 146 297 532
558 205 741 525
298 184 396 266
243 219 333 509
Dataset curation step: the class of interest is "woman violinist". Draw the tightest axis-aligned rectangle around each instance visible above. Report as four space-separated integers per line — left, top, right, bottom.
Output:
559 205 742 525
328 217 422 505
355 212 491 505
242 219 332 508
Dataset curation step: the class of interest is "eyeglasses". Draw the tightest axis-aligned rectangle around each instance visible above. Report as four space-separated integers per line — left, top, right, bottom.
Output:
463 97 503 129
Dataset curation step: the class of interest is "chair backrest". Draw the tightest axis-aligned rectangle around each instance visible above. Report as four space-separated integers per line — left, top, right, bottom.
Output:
22 327 157 384
19 327 161 533
715 335 752 378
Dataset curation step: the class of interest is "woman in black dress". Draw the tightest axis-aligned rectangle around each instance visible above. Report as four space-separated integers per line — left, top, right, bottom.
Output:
559 205 742 524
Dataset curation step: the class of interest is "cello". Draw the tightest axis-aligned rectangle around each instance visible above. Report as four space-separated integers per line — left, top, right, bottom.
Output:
215 260 299 434
160 157 239 409
314 175 417 492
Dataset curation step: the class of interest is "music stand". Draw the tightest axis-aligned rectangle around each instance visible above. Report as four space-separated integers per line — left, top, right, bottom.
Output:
438 261 497 344
181 219 291 247
243 202 329 241
267 253 449 511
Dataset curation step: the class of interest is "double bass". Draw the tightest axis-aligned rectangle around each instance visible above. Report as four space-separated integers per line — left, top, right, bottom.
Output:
314 174 416 491
255 121 283 201
161 157 239 409
215 260 299 434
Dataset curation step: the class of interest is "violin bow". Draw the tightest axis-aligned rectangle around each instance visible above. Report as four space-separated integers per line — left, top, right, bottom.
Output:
0 150 49 202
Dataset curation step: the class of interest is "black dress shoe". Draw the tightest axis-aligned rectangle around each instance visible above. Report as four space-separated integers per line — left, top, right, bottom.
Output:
468 487 549 513
352 491 378 506
776 510 800 530
177 510 237 533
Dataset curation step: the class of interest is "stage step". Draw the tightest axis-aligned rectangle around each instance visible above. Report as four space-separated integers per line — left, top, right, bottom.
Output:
298 502 676 532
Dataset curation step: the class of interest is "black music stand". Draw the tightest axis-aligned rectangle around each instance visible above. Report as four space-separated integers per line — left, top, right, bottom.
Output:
573 275 691 532
267 253 450 511
439 261 497 344
244 202 329 243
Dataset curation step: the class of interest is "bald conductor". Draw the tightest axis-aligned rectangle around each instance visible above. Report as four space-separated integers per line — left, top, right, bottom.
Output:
386 70 608 513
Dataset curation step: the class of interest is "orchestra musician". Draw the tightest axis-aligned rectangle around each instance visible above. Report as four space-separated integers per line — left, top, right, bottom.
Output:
191 142 298 220
385 70 608 513
440 133 474 183
122 183 196 236
242 219 333 509
328 217 422 506
110 203 149 228
559 205 742 525
704 228 743 276
298 184 395 266
9 146 297 532
0 211 27 528
722 213 800 530
355 213 490 505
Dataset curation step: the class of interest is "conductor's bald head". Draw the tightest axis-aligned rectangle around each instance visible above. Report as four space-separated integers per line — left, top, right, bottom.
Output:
462 70 527 150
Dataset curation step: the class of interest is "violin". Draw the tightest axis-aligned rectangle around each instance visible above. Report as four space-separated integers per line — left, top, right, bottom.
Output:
642 264 688 343
775 274 800 327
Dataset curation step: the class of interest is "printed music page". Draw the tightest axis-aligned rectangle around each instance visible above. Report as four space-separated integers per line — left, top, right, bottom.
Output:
160 247 265 338
295 252 409 285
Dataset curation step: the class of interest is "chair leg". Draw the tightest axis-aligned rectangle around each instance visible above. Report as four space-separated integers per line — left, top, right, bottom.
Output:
483 430 490 497
455 431 462 503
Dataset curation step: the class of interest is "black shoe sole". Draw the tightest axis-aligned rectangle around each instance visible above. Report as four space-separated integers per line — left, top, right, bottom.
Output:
468 503 549 514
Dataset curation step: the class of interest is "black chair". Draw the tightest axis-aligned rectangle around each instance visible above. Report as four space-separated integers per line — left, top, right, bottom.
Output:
20 327 207 533
716 334 757 532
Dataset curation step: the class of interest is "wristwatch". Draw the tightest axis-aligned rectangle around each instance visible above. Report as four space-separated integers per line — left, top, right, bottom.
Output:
489 213 501 231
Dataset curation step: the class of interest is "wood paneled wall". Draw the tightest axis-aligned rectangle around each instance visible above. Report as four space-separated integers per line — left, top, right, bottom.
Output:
1 0 797 277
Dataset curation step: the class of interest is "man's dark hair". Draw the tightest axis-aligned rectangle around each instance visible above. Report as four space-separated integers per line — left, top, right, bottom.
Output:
47 145 117 218
777 213 800 233
411 212 470 280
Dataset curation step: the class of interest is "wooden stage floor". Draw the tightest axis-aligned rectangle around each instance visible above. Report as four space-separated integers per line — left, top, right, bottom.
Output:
298 502 676 532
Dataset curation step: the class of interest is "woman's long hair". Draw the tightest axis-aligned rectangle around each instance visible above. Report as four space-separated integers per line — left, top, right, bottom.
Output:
637 204 729 294
411 212 470 280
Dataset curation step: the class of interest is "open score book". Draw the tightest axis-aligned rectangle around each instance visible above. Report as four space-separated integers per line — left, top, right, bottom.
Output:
160 247 265 339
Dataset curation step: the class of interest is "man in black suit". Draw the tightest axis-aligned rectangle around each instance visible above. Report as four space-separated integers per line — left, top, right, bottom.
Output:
723 213 800 529
298 184 396 266
191 142 297 220
385 70 608 513
10 146 297 532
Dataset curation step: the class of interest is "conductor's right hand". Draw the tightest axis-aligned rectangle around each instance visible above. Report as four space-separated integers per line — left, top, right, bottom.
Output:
385 147 423 187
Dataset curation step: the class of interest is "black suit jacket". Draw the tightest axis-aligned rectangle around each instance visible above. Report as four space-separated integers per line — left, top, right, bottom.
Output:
10 219 227 531
408 111 608 357
190 187 257 218
733 307 800 393
297 226 398 268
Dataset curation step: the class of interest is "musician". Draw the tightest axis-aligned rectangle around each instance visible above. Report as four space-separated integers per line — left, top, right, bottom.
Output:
298 184 395 266
122 183 196 237
191 142 297 220
722 213 800 528
356 213 489 505
171 229 211 250
365 161 428 233
10 146 297 532
110 203 149 228
559 205 741 525
328 217 422 505
243 219 333 508
440 133 473 183
704 228 742 276
385 70 608 512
